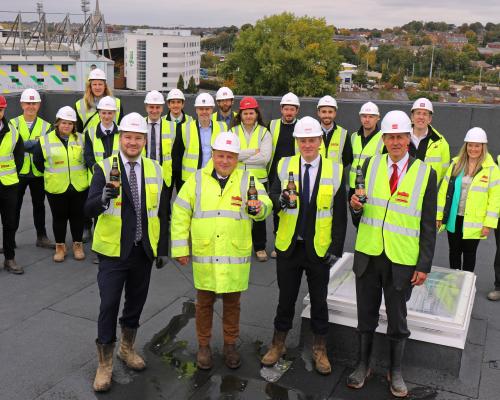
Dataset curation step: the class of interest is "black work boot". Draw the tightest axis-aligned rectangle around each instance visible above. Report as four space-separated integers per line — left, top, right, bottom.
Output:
387 339 408 397
347 332 373 389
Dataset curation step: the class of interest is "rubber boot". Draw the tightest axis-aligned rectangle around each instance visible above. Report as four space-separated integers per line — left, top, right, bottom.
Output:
347 332 373 388
53 243 66 262
72 242 86 261
261 330 287 367
312 335 331 375
388 340 408 398
197 345 213 370
223 343 241 369
117 326 146 370
4 259 24 274
93 341 115 392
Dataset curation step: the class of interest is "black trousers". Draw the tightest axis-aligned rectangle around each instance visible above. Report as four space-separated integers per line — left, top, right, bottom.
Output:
97 245 153 344
46 189 88 243
252 181 268 251
0 184 18 260
494 222 500 289
274 242 330 335
15 176 47 236
447 216 480 272
355 254 412 340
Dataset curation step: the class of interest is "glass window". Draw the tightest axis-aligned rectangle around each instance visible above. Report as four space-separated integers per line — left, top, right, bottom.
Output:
61 64 69 72
36 64 44 72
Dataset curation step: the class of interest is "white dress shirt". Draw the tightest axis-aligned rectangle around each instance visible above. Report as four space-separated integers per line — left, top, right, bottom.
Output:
120 151 142 199
147 117 161 161
410 128 428 149
100 122 114 135
387 152 409 190
300 154 321 202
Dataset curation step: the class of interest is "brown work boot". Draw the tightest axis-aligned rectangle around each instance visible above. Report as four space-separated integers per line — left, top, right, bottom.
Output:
197 345 213 370
4 259 24 275
255 250 268 262
93 341 115 392
223 343 241 369
36 235 55 249
312 335 331 375
53 243 66 262
72 242 86 261
117 327 146 371
261 330 287 367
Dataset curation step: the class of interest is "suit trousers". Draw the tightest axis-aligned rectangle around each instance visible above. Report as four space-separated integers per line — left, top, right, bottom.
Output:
97 244 153 344
494 223 500 289
195 290 241 346
0 184 18 260
355 254 412 340
274 241 330 335
15 176 47 236
447 216 480 272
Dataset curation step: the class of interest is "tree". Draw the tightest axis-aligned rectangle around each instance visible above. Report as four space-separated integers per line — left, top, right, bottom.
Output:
353 68 368 86
240 23 253 31
201 52 219 69
186 76 198 94
176 74 185 90
390 72 404 89
220 13 342 96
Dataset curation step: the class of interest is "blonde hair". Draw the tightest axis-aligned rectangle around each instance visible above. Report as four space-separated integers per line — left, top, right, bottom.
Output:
452 142 488 177
83 80 112 110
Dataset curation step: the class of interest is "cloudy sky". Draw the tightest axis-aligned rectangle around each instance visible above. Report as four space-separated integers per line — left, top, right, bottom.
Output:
1 0 498 29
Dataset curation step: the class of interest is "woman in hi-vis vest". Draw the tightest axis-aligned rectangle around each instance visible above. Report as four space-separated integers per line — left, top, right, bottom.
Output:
437 127 500 272
33 107 89 263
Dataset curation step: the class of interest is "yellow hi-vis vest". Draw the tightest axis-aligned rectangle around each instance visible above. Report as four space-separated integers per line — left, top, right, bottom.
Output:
349 130 384 188
275 154 343 257
0 122 20 186
76 97 122 129
92 156 163 257
211 111 236 124
40 131 89 194
231 124 269 181
319 124 348 164
421 126 450 184
10 116 50 177
142 117 176 187
355 155 431 266
171 165 272 293
181 120 226 182
437 155 500 239
268 119 298 172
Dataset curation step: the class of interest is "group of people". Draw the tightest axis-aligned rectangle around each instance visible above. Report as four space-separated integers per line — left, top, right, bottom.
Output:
1 67 500 397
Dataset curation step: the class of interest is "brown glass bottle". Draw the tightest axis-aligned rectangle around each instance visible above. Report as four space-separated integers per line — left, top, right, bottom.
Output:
108 156 120 189
247 176 258 215
355 166 367 204
287 171 297 209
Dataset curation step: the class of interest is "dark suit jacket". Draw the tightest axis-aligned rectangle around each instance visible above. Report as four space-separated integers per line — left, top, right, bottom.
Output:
270 156 347 263
84 156 169 261
350 155 437 287
83 123 119 169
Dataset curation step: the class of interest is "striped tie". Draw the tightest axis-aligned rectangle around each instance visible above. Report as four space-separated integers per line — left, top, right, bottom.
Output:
128 162 142 242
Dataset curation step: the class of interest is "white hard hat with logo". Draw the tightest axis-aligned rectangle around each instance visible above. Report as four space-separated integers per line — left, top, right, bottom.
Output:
88 68 107 81
20 88 41 103
317 95 338 109
293 116 322 138
56 106 77 122
411 98 434 113
216 87 234 101
464 127 488 143
359 101 380 116
194 93 215 107
144 90 165 105
119 112 148 134
381 110 412 134
212 131 240 154
166 88 185 101
280 92 300 107
97 96 117 111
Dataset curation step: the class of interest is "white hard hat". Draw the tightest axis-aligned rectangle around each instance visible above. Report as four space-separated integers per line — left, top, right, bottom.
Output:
216 87 234 101
359 101 380 116
317 95 338 109
381 110 412 134
166 88 185 101
119 112 148 134
293 116 322 138
194 93 215 108
464 127 488 143
97 96 117 111
20 88 41 103
88 68 107 81
144 90 165 105
280 92 300 107
411 98 433 113
212 131 240 154
56 106 77 122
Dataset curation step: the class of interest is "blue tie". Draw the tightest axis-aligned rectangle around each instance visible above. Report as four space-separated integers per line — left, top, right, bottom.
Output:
299 163 311 237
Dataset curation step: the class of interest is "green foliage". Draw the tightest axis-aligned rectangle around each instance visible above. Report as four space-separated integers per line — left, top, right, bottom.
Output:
389 72 405 88
338 44 357 64
406 90 439 101
219 12 342 96
437 80 450 90
198 79 223 91
202 31 237 53
186 76 198 94
353 68 368 86
201 52 219 69
176 74 185 90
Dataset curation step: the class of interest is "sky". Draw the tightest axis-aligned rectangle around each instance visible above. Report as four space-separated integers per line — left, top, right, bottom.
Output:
1 0 498 29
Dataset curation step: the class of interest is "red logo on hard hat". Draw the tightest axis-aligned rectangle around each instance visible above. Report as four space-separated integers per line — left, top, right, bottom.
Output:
392 124 398 129
29 96 35 100
420 103 425 107
226 140 232 144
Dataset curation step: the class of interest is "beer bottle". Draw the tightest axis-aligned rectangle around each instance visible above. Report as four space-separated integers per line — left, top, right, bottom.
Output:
355 166 367 204
247 176 259 216
108 156 120 189
287 171 298 209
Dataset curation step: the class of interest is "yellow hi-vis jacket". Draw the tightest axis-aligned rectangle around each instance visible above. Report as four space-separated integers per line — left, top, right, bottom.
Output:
10 115 50 177
318 124 348 164
0 122 20 186
275 154 343 258
355 155 432 266
75 97 122 129
268 119 298 172
181 120 226 182
421 126 450 184
437 154 500 239
92 156 163 257
349 129 384 188
39 131 89 194
171 165 272 293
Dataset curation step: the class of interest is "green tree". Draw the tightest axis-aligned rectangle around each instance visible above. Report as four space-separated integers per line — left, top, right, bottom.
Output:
353 68 368 86
186 76 198 93
381 67 390 82
389 72 404 88
176 74 185 90
201 52 219 69
219 12 342 96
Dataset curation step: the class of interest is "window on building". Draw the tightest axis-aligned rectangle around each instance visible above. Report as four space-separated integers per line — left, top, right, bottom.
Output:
163 63 168 68
162 72 168 77
163 53 168 57
162 82 169 87
36 64 44 72
163 42 169 47
62 78 69 82
11 77 19 83
11 65 18 72
61 64 69 72
37 78 44 83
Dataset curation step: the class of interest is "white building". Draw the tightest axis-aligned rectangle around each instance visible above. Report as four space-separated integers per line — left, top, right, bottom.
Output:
125 29 201 91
